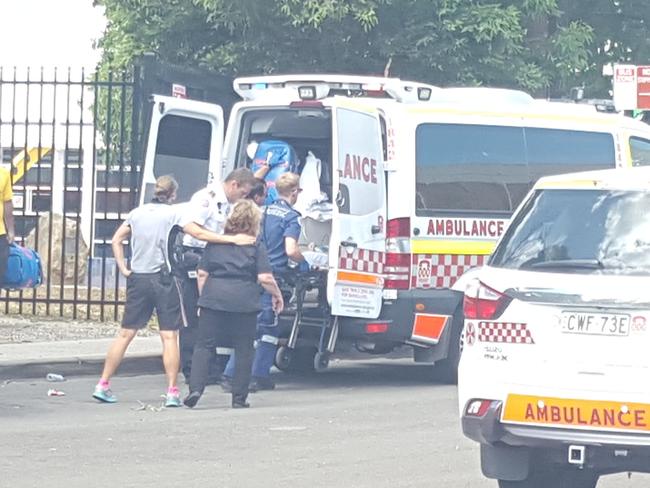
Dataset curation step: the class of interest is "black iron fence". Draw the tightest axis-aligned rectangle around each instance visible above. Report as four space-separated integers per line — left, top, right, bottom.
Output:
0 66 141 321
0 58 235 321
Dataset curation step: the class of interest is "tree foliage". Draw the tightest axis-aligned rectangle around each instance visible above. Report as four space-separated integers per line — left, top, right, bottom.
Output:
94 0 650 98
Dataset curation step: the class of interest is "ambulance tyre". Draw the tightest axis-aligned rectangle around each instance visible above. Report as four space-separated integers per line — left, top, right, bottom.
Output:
314 352 330 372
432 307 463 384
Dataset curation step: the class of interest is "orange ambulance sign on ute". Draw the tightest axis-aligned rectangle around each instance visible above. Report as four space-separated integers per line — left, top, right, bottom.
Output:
502 394 650 433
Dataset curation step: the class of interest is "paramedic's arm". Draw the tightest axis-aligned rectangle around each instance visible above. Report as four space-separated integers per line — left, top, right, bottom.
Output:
285 236 305 263
254 165 270 179
183 222 255 246
258 272 284 314
3 200 14 243
111 223 132 277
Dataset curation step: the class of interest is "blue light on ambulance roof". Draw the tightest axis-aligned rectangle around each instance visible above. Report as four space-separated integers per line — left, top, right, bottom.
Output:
253 83 268 90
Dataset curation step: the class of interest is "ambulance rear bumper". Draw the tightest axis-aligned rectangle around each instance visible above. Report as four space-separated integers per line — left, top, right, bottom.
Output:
338 287 463 350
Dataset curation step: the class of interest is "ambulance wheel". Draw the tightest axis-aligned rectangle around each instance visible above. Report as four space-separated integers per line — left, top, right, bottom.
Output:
314 352 330 372
274 346 292 371
432 307 463 384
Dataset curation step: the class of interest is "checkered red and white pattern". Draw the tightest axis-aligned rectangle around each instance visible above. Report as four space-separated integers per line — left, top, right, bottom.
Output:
411 254 486 288
338 246 384 274
478 321 535 344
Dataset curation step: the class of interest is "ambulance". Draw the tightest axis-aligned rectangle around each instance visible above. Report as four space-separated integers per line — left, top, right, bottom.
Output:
139 74 650 379
458 167 650 487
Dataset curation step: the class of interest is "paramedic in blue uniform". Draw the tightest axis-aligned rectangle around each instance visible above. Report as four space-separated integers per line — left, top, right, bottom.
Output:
178 168 258 382
222 172 307 391
93 175 183 407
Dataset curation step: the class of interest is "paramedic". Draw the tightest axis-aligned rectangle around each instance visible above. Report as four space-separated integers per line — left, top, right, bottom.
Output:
0 165 15 280
93 175 183 407
223 173 307 392
178 168 258 381
183 200 284 409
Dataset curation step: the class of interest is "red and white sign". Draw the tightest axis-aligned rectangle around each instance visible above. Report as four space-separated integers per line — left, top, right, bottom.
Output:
172 83 187 99
612 64 650 111
637 66 650 110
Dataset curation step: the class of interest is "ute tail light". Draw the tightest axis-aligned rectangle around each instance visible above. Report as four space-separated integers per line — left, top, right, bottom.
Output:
464 399 497 418
384 218 411 290
463 279 511 320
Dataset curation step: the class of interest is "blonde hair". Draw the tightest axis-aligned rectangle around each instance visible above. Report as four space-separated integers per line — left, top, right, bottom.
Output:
154 175 178 203
224 199 261 237
275 172 300 197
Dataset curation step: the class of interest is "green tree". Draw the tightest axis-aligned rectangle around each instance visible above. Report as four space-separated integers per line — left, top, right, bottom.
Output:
93 0 649 98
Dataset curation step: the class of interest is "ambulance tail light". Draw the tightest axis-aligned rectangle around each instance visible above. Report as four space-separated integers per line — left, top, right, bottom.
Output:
385 218 411 290
463 279 511 320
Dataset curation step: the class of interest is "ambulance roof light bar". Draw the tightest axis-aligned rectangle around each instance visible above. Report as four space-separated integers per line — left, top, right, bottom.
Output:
234 74 440 103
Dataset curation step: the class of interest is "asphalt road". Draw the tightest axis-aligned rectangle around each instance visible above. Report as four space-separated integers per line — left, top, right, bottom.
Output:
0 358 647 488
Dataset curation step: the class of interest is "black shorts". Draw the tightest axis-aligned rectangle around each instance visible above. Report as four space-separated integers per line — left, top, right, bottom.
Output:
122 272 181 331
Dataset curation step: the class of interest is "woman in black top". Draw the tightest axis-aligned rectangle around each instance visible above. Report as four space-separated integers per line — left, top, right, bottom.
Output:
184 200 284 409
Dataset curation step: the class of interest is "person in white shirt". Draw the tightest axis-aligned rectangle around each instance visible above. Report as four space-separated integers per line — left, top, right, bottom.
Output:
178 168 258 381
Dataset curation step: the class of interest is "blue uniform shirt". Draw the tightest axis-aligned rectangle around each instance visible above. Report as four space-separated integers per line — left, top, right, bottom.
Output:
261 199 301 273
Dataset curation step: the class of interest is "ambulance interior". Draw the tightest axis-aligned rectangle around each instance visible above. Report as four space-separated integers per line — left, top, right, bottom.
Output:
235 107 335 264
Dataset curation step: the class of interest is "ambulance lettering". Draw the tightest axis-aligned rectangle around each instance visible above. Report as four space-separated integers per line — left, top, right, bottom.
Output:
426 218 505 238
341 154 378 184
522 402 648 429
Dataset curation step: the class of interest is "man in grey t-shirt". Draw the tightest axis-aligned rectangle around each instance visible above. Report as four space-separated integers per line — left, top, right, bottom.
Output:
93 175 184 407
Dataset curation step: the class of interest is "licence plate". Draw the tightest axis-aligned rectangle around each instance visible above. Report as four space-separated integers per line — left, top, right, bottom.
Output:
560 311 630 337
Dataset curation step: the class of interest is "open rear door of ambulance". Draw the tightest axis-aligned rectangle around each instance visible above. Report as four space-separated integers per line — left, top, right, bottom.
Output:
140 95 225 204
328 101 387 319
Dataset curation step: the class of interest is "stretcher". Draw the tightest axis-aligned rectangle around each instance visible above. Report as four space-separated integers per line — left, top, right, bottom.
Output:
274 268 339 372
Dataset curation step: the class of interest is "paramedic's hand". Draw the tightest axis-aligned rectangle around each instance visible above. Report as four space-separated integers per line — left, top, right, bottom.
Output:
272 294 284 315
298 260 310 272
6 231 14 244
231 233 256 246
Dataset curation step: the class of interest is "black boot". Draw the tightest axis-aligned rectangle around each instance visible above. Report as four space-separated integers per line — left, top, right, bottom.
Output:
231 393 250 409
183 391 202 408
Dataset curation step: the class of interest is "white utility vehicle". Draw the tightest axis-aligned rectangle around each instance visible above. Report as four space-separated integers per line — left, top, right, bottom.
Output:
459 167 650 487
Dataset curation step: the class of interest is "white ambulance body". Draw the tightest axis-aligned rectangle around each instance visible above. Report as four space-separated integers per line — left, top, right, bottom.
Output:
140 75 650 378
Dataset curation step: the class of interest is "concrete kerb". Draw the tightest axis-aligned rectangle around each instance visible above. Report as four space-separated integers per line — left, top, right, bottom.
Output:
0 336 164 381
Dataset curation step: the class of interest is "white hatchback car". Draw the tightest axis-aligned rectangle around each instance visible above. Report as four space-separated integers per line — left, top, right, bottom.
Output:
458 167 650 488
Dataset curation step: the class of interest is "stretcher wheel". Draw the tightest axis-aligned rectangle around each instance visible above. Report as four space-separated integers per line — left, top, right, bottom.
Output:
274 346 292 371
314 352 330 372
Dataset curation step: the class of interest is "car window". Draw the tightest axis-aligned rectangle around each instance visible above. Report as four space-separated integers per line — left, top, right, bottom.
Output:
153 114 212 202
415 123 529 214
630 136 650 166
490 188 650 274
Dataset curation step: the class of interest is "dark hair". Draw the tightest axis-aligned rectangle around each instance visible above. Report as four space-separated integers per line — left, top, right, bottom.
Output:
224 167 257 187
247 178 267 202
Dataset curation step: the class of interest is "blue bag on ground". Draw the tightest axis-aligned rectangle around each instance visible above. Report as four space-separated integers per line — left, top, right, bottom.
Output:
3 244 43 289
251 140 299 205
